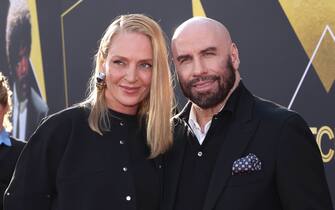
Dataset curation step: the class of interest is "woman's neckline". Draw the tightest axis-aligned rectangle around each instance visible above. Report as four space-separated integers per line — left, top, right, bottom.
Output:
108 108 138 123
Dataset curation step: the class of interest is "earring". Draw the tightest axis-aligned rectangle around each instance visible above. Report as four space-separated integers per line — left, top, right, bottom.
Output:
96 72 106 90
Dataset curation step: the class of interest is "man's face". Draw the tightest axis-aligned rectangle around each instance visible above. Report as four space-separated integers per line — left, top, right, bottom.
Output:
14 47 29 101
172 25 236 109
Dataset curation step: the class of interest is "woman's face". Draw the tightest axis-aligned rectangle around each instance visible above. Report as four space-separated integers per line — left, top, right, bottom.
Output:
103 32 153 115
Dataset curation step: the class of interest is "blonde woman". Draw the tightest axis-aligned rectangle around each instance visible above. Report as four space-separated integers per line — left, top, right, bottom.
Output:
4 14 174 210
0 72 25 210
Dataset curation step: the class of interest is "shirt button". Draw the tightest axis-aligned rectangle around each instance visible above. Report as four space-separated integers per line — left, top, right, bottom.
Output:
6 192 10 196
126 195 131 201
123 167 128 172
120 121 125 126
119 140 124 145
197 151 203 157
158 164 162 169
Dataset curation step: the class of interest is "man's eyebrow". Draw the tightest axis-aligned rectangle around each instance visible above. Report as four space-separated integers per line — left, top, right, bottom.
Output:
200 47 217 54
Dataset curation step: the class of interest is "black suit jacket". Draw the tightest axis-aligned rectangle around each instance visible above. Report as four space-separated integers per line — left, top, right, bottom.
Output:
0 137 25 210
163 82 333 210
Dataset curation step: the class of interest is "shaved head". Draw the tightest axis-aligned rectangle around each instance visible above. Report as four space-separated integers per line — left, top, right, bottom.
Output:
172 16 232 46
171 16 240 109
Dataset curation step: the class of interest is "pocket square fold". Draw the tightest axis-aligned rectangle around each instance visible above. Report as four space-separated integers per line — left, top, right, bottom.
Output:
232 153 262 175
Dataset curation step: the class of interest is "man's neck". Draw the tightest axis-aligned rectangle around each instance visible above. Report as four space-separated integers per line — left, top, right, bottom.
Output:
192 73 241 130
192 101 225 130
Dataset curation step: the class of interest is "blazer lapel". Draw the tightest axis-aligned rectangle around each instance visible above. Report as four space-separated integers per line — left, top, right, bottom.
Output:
203 85 260 210
162 118 190 210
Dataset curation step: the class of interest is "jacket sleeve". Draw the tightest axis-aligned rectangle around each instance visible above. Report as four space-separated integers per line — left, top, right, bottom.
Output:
276 114 333 210
3 115 70 210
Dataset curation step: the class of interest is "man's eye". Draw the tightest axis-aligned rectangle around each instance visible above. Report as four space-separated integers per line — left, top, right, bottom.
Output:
179 58 189 64
204 52 215 57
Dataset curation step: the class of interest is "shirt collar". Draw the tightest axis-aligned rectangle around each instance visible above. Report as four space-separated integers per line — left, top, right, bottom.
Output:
0 129 12 147
188 105 212 144
188 105 212 132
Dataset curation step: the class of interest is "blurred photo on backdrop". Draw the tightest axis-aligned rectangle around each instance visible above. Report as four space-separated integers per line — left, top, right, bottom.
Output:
6 0 48 141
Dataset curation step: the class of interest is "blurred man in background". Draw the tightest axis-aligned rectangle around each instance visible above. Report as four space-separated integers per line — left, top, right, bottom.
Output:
6 0 48 140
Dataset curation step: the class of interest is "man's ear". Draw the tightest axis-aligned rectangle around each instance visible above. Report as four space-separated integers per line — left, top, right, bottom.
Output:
230 43 240 70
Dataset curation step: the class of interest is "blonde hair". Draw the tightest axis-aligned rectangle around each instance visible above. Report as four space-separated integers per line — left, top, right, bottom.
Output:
0 72 13 132
81 14 174 158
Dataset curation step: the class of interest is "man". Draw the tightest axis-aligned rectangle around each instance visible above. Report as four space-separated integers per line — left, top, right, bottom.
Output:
6 0 48 140
163 17 333 210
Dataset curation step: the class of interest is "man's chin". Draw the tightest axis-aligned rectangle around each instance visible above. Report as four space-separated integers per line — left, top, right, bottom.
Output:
190 90 230 109
190 96 218 109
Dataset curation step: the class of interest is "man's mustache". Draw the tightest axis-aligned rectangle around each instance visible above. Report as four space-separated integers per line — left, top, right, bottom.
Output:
188 75 220 87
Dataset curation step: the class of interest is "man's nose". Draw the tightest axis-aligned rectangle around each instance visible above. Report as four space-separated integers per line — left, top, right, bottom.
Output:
193 57 207 76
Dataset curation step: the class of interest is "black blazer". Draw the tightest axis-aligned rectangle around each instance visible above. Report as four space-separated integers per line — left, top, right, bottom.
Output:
0 137 25 210
163 83 333 210
4 106 162 210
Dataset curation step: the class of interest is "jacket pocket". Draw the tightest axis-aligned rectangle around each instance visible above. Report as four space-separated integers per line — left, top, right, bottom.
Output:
226 171 264 187
3 192 53 210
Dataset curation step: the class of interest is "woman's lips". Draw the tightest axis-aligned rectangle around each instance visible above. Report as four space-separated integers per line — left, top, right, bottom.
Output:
120 85 140 94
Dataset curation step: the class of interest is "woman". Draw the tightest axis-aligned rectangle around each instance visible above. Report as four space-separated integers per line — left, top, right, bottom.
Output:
0 72 25 210
4 14 174 210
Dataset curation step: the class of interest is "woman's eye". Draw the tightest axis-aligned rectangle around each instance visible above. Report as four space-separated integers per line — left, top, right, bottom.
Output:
113 60 124 65
139 63 152 69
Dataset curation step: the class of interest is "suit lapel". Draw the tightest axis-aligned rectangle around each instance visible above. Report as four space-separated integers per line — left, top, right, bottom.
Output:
163 103 195 210
163 121 188 210
203 85 260 210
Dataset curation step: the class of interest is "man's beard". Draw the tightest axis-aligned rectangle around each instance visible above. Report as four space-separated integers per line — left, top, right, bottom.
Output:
180 57 236 109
